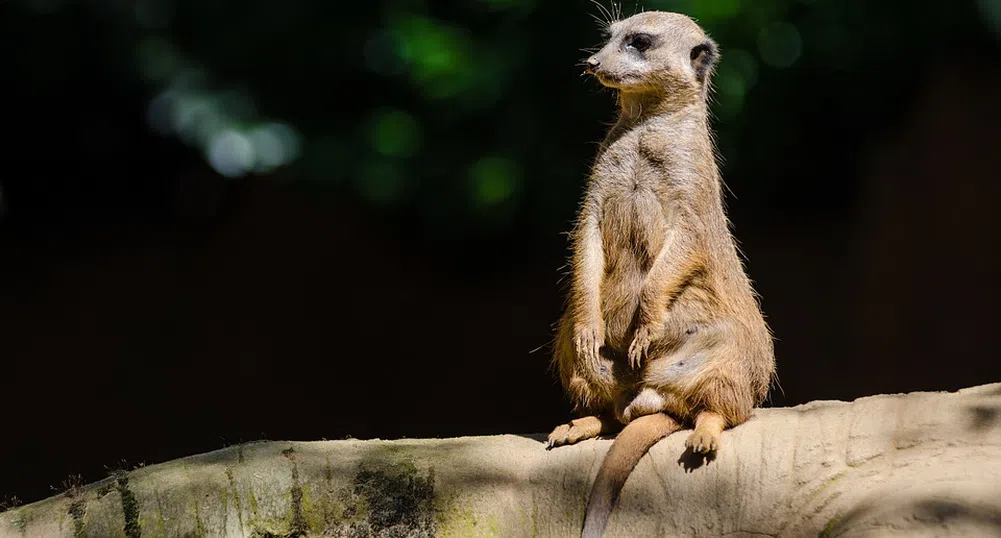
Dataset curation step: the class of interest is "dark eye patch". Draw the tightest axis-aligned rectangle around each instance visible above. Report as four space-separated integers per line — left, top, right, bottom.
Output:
625 33 653 53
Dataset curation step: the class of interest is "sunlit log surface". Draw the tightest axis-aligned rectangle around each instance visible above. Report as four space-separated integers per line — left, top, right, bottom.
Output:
2 384 1000 537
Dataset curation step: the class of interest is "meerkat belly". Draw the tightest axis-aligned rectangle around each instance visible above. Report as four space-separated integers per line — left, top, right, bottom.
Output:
599 185 669 350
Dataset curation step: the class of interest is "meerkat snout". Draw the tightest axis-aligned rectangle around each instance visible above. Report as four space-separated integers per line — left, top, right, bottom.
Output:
586 56 601 73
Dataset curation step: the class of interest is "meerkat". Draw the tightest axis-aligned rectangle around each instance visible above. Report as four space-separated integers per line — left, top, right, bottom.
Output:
546 11 776 538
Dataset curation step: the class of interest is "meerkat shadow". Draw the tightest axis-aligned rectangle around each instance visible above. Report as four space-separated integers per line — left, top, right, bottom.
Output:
677 446 716 472
518 433 551 445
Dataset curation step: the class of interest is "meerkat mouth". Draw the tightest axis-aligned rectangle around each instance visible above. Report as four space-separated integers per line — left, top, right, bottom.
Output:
593 71 618 85
594 72 631 89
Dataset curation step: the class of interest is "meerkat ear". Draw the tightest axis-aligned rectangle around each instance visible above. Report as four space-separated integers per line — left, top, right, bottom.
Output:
690 38 719 85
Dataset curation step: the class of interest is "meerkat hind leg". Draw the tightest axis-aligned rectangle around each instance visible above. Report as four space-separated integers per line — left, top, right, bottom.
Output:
686 410 726 454
547 415 620 449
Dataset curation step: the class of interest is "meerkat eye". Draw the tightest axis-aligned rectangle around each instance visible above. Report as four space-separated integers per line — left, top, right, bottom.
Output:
625 33 653 52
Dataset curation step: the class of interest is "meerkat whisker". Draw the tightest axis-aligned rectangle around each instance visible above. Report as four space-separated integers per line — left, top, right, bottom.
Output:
588 0 614 27
588 12 611 30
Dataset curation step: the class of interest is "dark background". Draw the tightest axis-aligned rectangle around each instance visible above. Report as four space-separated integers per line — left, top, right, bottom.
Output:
2 0 1000 506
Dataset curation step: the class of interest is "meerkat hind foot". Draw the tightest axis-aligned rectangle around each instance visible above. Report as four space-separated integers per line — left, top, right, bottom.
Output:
685 429 720 454
546 416 616 449
685 411 726 454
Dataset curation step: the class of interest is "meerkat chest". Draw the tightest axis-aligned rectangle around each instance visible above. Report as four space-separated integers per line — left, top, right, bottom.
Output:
594 129 673 191
593 129 677 260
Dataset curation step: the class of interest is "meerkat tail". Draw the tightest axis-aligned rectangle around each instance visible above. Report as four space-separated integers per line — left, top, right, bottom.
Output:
581 413 681 538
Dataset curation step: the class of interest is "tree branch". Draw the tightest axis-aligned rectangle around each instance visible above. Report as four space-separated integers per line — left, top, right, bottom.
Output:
3 383 1001 537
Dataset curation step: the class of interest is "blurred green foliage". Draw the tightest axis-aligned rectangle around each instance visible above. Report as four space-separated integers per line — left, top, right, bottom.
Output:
367 109 423 159
5 0 999 242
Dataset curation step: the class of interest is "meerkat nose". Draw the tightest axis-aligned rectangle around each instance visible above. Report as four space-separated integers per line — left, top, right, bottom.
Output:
586 57 601 72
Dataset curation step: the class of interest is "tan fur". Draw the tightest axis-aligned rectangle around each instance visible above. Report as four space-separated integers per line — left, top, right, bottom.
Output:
581 414 680 538
547 11 776 537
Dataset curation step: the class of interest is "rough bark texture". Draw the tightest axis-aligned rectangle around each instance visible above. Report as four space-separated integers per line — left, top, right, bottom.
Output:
2 384 1000 537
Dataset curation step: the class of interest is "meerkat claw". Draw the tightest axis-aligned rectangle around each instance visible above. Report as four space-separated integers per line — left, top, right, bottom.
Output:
574 324 604 367
685 430 719 454
628 326 652 368
546 423 571 449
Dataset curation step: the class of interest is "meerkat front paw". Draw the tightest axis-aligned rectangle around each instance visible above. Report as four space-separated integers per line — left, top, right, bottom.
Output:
627 324 657 368
574 322 605 370
685 429 720 454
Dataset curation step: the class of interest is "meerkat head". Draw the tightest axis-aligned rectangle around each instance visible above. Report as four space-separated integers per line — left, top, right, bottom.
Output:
585 11 718 102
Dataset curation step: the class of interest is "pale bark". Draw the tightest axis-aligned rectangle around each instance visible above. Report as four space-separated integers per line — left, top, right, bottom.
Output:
2 383 1000 537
